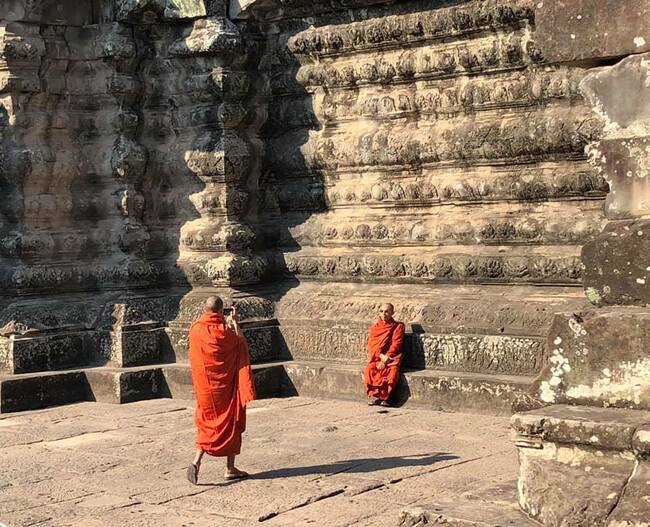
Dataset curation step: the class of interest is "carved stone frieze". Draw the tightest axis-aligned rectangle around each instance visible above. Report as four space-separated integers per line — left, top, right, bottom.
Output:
294 33 539 91
273 252 583 285
283 203 605 247
321 165 607 207
288 0 533 58
266 112 602 174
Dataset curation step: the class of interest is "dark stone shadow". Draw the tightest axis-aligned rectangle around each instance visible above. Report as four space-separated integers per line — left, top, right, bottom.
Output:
194 452 459 486
250 452 459 479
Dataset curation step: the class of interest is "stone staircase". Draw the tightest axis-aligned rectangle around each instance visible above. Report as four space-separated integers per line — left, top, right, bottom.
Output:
1 281 589 415
0 281 590 417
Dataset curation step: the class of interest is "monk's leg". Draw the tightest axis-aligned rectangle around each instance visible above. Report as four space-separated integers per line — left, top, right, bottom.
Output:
225 454 249 479
193 449 204 467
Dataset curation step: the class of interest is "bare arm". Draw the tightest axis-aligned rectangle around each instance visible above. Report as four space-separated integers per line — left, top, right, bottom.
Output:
226 305 242 336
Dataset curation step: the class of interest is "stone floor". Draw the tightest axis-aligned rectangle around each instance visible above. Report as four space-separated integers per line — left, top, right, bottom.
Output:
0 397 521 527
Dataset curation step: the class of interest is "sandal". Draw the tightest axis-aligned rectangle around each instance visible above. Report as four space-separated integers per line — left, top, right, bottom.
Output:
224 469 249 481
187 463 199 485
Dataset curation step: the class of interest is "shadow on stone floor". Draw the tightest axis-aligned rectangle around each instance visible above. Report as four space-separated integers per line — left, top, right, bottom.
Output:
247 452 458 480
192 452 458 486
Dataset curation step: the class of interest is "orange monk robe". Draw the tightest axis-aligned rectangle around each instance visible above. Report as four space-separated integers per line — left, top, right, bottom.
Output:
189 312 256 457
363 319 406 401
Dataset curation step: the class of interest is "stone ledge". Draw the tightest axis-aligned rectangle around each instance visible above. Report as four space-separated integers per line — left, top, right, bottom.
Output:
283 360 534 415
512 404 650 452
0 361 288 413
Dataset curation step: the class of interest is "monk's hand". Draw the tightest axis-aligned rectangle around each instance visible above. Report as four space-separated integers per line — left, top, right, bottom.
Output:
226 305 237 327
376 361 386 370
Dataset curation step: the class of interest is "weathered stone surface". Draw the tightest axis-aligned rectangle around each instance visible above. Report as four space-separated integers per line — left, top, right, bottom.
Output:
532 308 650 409
534 0 650 62
0 397 519 526
582 220 650 306
283 361 533 415
512 404 650 451
607 460 650 526
516 442 634 526
512 405 650 526
580 53 650 221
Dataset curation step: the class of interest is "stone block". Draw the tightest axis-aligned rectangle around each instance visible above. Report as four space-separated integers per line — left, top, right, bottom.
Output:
580 53 650 220
516 442 633 526
102 326 166 367
165 322 280 363
282 361 533 415
512 405 650 526
0 371 89 413
162 362 285 400
8 331 100 374
512 404 650 452
85 369 121 403
583 220 650 306
115 0 211 22
1 1 106 25
534 0 650 63
593 138 650 220
119 367 166 403
534 308 650 409
607 460 650 525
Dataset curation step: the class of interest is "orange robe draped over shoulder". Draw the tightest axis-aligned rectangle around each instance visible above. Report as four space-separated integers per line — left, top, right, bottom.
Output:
363 319 406 401
189 312 256 457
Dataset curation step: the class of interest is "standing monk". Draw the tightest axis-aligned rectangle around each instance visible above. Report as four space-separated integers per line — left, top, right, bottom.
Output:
186 296 256 484
363 303 406 407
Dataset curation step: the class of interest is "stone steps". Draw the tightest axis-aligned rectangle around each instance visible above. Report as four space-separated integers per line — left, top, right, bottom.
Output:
0 359 533 415
282 360 535 415
0 362 287 413
274 281 589 378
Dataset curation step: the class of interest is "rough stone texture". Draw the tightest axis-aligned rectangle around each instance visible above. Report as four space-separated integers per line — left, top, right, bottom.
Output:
531 308 650 410
0 397 521 527
510 4 650 524
512 405 650 526
534 0 650 62
579 52 650 306
0 0 610 418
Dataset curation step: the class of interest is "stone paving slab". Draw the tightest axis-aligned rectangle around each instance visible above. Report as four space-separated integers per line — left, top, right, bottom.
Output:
0 397 519 526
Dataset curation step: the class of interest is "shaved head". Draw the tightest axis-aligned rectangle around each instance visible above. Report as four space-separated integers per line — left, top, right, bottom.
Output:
378 303 395 322
204 296 224 313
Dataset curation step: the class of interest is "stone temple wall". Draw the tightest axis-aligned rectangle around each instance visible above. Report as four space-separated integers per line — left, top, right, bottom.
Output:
0 0 280 409
0 0 645 419
232 0 611 409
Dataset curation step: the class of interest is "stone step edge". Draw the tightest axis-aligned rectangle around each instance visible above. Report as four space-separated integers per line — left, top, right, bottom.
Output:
281 360 535 416
512 403 650 453
0 362 288 414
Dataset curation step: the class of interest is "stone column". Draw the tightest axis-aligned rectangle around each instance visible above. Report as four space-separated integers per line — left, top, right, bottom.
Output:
512 2 650 523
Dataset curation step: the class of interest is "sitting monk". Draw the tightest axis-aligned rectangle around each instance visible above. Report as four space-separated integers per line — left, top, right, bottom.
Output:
186 296 256 484
363 303 406 407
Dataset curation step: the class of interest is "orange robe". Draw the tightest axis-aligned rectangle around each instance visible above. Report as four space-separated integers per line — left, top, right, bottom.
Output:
363 319 406 401
189 312 256 457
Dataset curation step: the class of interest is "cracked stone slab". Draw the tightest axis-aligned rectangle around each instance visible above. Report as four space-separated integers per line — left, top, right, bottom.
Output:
0 397 518 526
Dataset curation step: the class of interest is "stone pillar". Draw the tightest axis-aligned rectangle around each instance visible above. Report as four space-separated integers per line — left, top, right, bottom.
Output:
512 3 650 523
